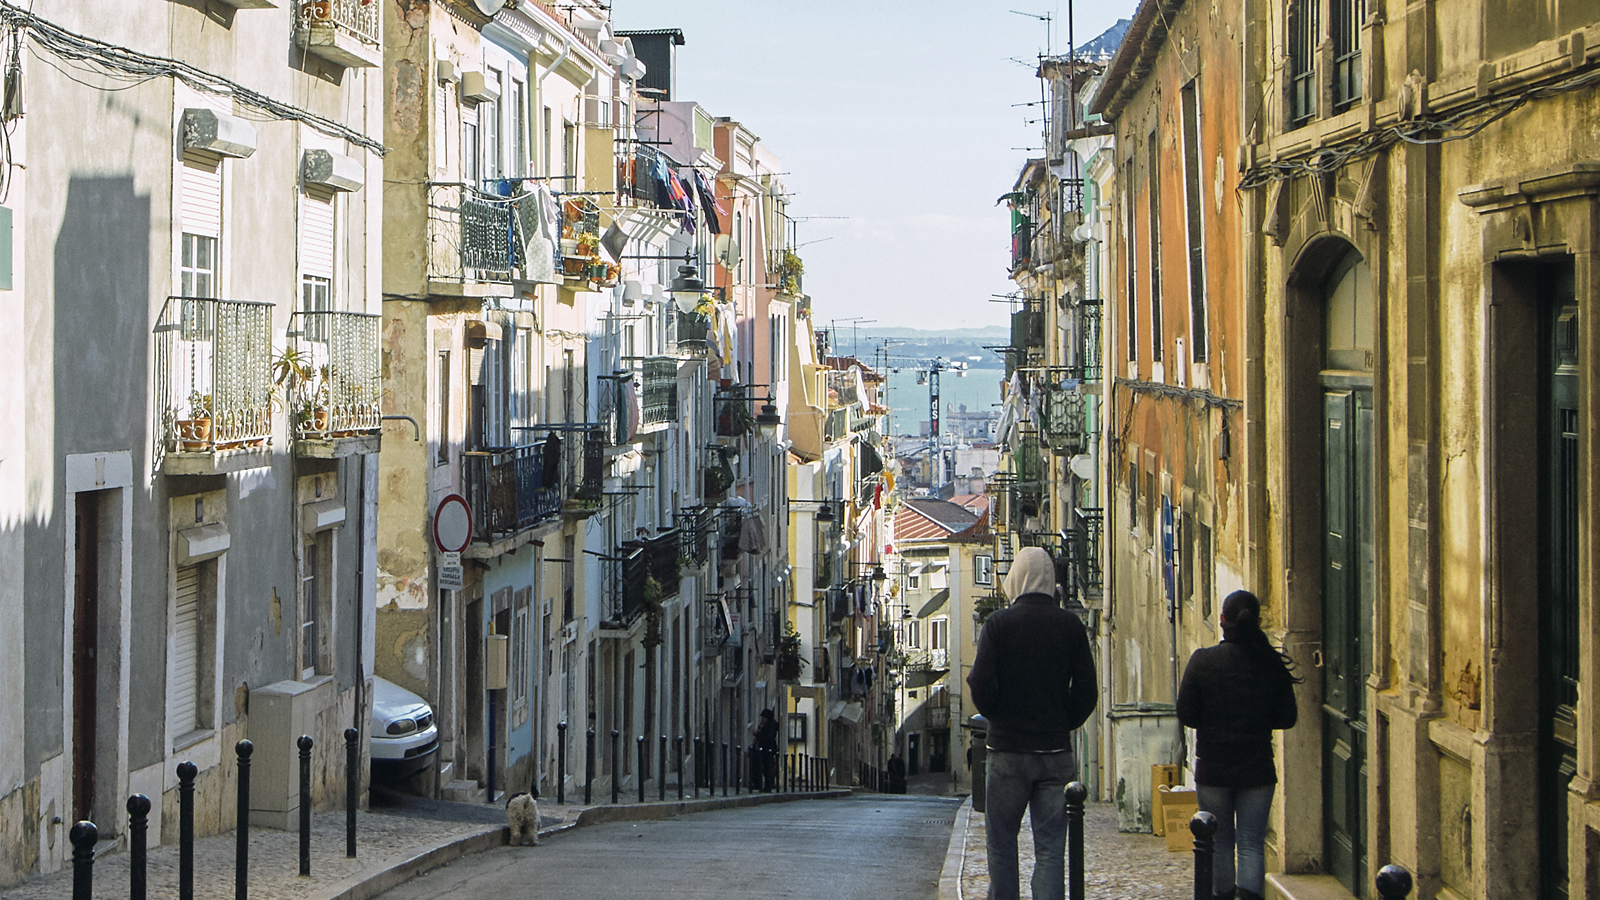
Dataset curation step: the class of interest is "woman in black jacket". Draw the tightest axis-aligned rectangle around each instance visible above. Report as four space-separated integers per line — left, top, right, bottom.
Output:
1176 590 1300 900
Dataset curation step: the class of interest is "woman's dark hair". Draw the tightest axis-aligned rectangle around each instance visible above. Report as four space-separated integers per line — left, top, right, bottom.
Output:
1221 590 1303 684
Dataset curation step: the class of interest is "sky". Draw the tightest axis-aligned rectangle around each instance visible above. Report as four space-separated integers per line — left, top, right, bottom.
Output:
607 0 1139 330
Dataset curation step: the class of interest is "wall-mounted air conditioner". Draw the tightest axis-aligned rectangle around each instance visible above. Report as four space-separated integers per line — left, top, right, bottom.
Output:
301 149 364 193
182 108 259 159
460 70 500 104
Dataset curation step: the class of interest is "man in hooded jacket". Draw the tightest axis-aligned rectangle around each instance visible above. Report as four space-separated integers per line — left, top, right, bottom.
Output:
967 546 1097 900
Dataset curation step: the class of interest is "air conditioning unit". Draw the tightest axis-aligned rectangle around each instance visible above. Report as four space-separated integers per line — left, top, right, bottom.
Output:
436 59 459 84
460 70 500 104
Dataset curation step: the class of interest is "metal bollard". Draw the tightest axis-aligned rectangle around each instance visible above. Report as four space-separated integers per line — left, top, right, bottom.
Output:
1065 782 1086 900
721 742 729 797
128 794 151 900
70 820 97 900
177 760 197 900
585 728 595 805
1190 811 1219 900
557 722 568 805
637 735 646 803
344 728 358 859
734 741 741 796
676 736 684 801
298 735 313 877
659 735 667 802
1376 865 1414 899
692 738 701 797
611 730 620 805
236 740 253 900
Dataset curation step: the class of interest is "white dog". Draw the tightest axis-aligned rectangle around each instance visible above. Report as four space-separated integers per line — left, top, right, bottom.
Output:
505 793 541 846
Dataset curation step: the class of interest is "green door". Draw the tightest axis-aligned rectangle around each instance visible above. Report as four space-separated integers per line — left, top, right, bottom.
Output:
1322 388 1372 894
1539 270 1579 900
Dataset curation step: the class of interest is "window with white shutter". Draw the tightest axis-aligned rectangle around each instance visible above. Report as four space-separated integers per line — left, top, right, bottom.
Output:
300 186 335 340
170 561 216 739
180 152 222 298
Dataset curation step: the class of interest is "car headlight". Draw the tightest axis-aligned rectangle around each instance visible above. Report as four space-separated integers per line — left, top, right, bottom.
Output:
387 718 417 736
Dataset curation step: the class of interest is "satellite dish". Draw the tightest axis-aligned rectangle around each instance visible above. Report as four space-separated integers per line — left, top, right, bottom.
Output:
472 0 505 16
714 234 742 271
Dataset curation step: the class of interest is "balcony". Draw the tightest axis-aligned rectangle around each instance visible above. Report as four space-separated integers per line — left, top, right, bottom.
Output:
286 311 381 458
1077 300 1103 383
614 529 682 624
461 439 562 557
1073 507 1104 600
906 648 949 673
926 705 952 730
1012 304 1045 353
427 182 519 291
672 310 710 355
556 197 614 287
565 427 604 513
154 297 273 475
1040 380 1087 456
1010 217 1033 271
293 0 380 68
641 357 679 426
776 250 804 296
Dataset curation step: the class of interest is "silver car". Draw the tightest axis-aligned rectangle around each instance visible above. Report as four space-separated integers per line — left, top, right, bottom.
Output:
370 676 439 780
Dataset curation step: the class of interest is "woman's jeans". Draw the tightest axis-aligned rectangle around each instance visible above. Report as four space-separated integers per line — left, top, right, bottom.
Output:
1197 784 1275 896
984 749 1077 900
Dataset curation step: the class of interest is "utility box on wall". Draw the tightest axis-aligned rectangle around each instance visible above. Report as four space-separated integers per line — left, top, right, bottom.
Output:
247 679 333 829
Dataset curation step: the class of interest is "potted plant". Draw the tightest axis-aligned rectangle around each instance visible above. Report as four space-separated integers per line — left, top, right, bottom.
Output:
177 391 213 450
776 622 806 681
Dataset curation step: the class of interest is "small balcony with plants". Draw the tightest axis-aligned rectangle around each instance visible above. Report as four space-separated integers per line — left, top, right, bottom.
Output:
278 310 382 458
775 249 804 296
294 0 380 68
427 182 521 293
557 197 617 288
611 528 682 627
461 437 562 557
154 296 274 475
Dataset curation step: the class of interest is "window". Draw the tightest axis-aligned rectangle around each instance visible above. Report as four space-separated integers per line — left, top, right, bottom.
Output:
170 561 217 738
1129 460 1140 531
435 82 450 173
905 619 922 649
562 121 576 180
180 151 222 298
906 566 920 590
483 67 502 178
542 107 552 177
1147 133 1163 363
1180 82 1208 363
435 350 451 466
511 79 527 177
1124 180 1138 365
929 564 949 591
1289 0 1318 125
930 616 948 652
301 530 333 678
974 555 994 586
300 184 336 340
462 109 479 186
1332 0 1364 107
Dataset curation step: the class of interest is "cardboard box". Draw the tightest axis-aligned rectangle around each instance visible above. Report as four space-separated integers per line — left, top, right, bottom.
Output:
1158 785 1199 851
1150 764 1183 835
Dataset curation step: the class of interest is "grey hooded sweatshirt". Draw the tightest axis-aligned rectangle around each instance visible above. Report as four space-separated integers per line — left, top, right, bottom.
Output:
966 547 1098 752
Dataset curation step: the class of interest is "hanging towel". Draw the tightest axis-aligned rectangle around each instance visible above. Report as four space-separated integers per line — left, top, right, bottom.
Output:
519 183 559 284
693 169 724 234
739 512 768 554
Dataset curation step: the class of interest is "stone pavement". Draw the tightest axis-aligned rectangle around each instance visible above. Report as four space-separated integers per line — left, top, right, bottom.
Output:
0 785 849 900
942 799 1196 900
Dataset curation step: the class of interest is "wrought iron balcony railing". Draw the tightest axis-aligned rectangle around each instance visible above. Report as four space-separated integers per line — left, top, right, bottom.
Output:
926 706 952 730
614 528 683 623
1011 217 1033 270
641 357 679 425
287 310 381 440
461 440 562 546
154 296 274 461
1041 381 1088 456
427 182 522 283
673 310 710 354
1074 507 1104 597
905 649 949 673
297 0 378 45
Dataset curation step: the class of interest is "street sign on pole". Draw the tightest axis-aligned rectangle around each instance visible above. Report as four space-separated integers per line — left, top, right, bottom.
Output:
437 551 464 590
434 494 472 553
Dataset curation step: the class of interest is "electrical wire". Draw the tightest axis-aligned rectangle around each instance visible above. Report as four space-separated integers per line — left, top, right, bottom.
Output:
0 0 386 155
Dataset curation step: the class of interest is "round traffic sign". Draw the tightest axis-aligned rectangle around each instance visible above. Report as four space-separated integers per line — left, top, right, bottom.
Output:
434 494 472 553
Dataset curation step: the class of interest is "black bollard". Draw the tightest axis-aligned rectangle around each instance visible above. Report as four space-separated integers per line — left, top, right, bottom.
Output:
344 728 358 858
721 742 729 797
1376 865 1414 899
676 736 684 801
298 735 313 877
734 741 741 796
178 760 197 900
128 794 151 900
70 820 97 900
637 735 646 803
557 722 568 805
659 735 667 802
611 730 620 805
236 740 253 900
1190 811 1219 900
585 728 595 805
1065 782 1086 900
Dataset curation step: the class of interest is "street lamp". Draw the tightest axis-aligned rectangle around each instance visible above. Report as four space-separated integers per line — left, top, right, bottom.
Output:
755 397 781 439
670 264 705 314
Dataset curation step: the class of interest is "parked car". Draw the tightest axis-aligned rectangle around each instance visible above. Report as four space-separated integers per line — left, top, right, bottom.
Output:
370 676 438 781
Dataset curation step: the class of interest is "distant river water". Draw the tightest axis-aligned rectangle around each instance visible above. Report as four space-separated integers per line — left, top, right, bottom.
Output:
880 366 1006 437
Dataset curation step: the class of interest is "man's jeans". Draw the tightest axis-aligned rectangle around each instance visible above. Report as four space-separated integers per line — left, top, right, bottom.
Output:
984 749 1077 900
1197 784 1275 896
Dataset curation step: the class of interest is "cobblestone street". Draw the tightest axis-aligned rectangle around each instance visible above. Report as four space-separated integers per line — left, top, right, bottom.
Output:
956 801 1192 900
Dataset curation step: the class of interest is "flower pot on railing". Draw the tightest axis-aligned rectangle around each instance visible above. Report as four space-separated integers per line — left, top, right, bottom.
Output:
177 418 212 451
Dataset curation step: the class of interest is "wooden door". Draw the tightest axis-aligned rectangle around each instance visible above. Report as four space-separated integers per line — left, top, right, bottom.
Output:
72 492 100 823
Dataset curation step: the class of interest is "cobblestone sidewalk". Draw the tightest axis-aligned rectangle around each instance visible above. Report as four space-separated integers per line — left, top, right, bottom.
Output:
956 801 1195 900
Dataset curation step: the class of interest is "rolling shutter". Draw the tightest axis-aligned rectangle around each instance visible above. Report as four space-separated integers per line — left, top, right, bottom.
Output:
181 154 222 237
171 565 201 736
300 186 335 280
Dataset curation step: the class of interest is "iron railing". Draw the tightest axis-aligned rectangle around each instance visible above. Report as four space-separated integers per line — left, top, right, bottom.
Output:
1011 216 1033 270
557 196 604 280
427 182 522 283
615 529 682 623
641 357 678 425
1041 381 1088 456
1078 300 1103 382
905 649 949 673
154 296 274 460
287 311 381 439
573 427 604 504
297 0 379 46
461 440 562 545
673 311 710 354
1075 507 1104 597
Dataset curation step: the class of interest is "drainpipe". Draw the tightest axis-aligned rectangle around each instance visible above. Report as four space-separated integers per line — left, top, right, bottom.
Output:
536 35 572 175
